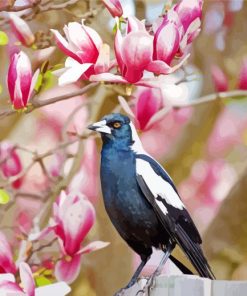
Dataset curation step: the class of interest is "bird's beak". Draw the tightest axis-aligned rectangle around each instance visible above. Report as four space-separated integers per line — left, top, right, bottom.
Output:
87 120 111 134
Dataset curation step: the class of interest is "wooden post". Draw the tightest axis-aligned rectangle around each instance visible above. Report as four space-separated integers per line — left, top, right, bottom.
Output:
123 275 247 296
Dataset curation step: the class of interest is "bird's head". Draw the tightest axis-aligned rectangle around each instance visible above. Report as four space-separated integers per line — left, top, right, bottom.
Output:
88 113 142 150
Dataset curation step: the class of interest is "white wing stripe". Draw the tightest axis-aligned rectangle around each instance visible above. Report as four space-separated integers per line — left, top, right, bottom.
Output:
136 158 184 211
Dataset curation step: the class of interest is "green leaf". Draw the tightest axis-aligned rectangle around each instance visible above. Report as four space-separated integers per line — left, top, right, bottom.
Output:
42 70 56 91
35 276 52 287
0 84 2 94
0 31 9 46
0 189 10 204
34 73 43 93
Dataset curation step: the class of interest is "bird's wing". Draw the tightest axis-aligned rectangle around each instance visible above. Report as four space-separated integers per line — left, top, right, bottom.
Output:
135 154 215 279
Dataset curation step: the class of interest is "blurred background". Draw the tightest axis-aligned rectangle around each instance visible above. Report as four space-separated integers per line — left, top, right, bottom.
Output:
1 0 247 295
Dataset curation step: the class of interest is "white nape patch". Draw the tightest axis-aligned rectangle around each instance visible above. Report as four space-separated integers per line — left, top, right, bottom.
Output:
136 158 184 211
92 120 111 134
130 122 147 154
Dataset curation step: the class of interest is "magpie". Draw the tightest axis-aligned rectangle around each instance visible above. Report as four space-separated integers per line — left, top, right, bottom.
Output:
88 113 215 294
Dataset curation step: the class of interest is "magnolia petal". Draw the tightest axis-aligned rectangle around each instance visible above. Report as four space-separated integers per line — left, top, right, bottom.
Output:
58 63 93 85
118 96 135 119
77 241 110 255
0 145 22 178
0 231 16 274
63 198 95 255
94 43 110 74
0 274 15 284
136 88 162 130
211 65 228 92
28 69 40 100
17 51 32 107
36 282 71 296
55 254 81 284
82 21 103 53
19 262 35 296
147 54 190 75
154 20 180 64
101 0 123 17
28 225 55 241
180 17 201 51
7 53 19 104
9 13 35 47
0 281 24 294
90 72 128 83
50 29 82 63
238 58 247 90
13 75 25 109
146 60 172 75
32 47 56 66
66 22 98 63
122 31 153 71
175 0 202 33
127 16 146 33
114 29 125 73
145 106 171 130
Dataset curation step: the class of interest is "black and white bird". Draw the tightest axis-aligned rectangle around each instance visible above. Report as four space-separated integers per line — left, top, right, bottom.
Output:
88 113 215 294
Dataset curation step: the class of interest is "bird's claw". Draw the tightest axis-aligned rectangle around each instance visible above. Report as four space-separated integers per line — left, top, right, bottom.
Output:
137 275 156 295
135 289 145 296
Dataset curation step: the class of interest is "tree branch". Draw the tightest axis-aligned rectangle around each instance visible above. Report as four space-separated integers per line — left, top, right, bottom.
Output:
172 90 247 108
0 0 40 12
0 82 99 119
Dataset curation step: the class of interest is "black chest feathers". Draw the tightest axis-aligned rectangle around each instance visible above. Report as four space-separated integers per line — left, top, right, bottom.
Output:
100 149 168 247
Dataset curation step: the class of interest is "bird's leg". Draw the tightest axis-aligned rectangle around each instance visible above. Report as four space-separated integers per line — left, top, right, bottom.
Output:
125 258 148 289
140 241 175 295
114 257 149 296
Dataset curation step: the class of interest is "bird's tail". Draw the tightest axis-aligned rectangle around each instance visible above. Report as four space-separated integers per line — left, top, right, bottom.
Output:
169 255 193 275
176 224 215 280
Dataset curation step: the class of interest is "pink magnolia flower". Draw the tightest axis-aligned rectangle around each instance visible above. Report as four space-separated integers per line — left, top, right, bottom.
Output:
153 14 180 67
0 262 71 296
101 0 123 17
9 13 35 47
49 152 65 178
119 88 169 131
0 142 23 189
90 16 156 85
148 0 202 75
0 231 16 274
51 21 111 85
51 192 109 283
111 16 153 83
7 51 40 110
238 58 247 90
174 0 203 49
134 88 165 130
211 65 228 92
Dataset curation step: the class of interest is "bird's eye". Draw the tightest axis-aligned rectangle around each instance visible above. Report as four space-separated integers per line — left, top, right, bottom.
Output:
113 122 121 129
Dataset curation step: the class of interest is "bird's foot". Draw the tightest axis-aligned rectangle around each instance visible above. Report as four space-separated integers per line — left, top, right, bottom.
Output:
114 281 137 296
136 273 158 296
113 288 126 296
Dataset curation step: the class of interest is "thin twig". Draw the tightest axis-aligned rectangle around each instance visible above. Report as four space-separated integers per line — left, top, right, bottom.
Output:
0 82 99 119
172 90 247 108
26 237 57 263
